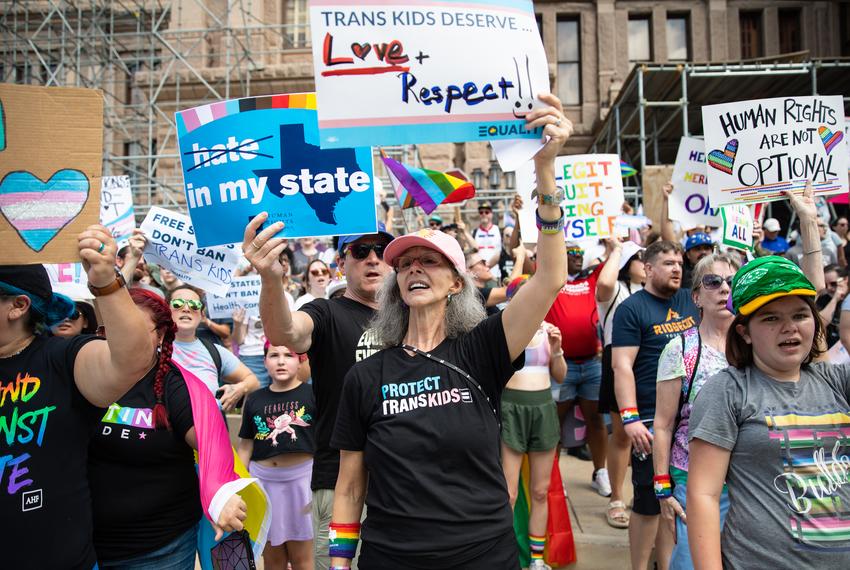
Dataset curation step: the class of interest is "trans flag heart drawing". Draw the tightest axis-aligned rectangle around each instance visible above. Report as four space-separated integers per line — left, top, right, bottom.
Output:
818 126 843 154
0 169 89 251
708 139 738 175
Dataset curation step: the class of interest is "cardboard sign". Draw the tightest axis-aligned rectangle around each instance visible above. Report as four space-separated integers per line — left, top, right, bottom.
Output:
207 276 262 320
175 93 377 248
720 204 753 250
139 207 240 297
516 154 624 243
309 0 548 148
0 84 102 264
669 136 721 228
44 262 92 300
702 96 848 206
100 175 135 247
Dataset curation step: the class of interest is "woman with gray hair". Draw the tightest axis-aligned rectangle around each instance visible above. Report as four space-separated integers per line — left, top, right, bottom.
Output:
328 92 572 570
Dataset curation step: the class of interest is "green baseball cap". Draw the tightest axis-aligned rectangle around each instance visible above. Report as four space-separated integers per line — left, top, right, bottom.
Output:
730 256 816 315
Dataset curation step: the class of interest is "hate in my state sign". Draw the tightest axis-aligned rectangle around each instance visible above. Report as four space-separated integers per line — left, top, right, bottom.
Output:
309 0 548 148
702 96 848 206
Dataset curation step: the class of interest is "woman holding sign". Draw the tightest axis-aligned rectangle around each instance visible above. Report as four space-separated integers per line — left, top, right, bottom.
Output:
327 93 571 569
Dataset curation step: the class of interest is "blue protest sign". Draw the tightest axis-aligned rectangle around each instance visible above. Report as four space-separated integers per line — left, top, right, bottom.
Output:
176 93 377 248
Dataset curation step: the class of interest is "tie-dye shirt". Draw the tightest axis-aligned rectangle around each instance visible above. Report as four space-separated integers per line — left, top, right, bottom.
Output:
690 363 850 567
171 338 241 395
656 331 728 478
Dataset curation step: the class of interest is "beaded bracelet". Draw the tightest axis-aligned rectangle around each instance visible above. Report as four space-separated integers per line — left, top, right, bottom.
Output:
620 407 640 425
535 207 565 235
531 188 565 206
653 474 673 499
329 521 361 560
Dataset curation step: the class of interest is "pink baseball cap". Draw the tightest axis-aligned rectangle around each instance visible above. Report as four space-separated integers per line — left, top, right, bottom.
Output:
383 228 467 274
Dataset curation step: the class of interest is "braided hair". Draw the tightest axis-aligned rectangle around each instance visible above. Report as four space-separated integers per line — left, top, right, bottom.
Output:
129 288 177 430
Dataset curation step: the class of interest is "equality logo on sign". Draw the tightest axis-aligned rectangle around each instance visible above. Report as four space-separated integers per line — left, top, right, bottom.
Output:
176 93 378 248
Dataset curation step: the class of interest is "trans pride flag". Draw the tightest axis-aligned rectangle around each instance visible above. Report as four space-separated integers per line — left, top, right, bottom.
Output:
380 150 475 214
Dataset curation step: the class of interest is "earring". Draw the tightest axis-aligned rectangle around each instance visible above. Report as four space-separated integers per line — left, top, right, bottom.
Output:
447 293 453 303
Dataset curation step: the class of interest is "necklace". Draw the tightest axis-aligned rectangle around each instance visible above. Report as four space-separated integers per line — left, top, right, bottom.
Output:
0 335 35 359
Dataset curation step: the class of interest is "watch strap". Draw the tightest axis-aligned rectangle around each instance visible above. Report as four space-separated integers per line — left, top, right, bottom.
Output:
88 268 126 297
531 188 565 206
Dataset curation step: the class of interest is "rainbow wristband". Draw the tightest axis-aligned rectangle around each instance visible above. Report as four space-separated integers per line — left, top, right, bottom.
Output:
535 207 565 235
329 522 361 560
620 407 640 425
330 567 351 570
653 474 673 499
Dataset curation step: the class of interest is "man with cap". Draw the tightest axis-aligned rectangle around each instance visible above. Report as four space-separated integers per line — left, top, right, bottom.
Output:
759 218 790 254
1 225 162 570
242 215 394 569
428 213 443 230
682 232 713 289
472 200 503 282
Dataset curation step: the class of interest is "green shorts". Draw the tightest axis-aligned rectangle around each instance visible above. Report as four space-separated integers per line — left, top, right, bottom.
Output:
500 388 560 453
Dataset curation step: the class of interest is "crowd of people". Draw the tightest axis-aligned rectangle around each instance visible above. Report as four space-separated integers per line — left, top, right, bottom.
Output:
4 91 850 570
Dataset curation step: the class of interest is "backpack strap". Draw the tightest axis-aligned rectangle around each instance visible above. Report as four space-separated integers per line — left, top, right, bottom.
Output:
600 282 622 334
674 328 702 430
198 336 224 384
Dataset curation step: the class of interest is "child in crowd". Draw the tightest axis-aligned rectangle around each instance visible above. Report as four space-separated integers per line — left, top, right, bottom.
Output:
237 342 316 570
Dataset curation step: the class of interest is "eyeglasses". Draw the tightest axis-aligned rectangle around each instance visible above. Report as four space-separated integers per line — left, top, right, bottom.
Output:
170 298 204 311
701 274 733 290
66 310 82 322
310 267 330 277
394 251 445 272
566 248 584 257
827 281 838 288
346 243 387 260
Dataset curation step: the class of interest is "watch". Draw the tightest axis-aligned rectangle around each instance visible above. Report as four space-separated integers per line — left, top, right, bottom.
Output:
88 267 127 297
531 188 565 206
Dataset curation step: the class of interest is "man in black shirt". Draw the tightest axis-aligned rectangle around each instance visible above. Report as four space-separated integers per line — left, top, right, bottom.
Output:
242 215 393 570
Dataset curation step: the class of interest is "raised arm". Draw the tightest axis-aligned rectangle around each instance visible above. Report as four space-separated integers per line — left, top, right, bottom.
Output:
660 182 678 242
74 225 160 407
242 214 315 353
503 93 571 360
596 238 623 303
786 181 825 291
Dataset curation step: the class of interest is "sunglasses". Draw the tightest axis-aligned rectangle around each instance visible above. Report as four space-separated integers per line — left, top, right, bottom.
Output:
170 298 204 311
394 251 445 272
701 274 733 290
429 221 441 227
310 267 330 277
346 243 387 260
566 248 584 256
66 310 82 322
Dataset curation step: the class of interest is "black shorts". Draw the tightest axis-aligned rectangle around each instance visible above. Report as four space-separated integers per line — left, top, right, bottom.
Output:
598 344 619 413
631 449 660 516
358 529 520 570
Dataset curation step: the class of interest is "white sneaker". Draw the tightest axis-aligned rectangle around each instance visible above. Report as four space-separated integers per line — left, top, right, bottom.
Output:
529 560 551 570
592 468 612 497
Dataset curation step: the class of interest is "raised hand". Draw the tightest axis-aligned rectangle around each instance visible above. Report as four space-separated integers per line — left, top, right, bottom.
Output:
241 213 287 280
78 224 118 287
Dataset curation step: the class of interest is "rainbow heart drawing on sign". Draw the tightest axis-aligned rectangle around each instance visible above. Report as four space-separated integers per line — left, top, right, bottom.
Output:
818 125 843 154
707 139 738 175
0 170 89 251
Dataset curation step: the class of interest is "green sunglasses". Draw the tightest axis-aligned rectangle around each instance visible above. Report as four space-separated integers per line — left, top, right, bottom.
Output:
170 299 204 311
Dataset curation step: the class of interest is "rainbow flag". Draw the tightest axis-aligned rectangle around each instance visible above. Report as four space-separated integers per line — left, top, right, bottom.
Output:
381 150 475 214
513 455 533 568
620 159 637 178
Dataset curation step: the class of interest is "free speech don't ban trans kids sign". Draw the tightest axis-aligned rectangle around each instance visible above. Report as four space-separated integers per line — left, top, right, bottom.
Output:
175 92 377 248
309 0 549 148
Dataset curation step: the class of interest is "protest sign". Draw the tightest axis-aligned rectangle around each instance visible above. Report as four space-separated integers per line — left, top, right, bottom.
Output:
517 154 624 243
100 175 135 247
207 276 262 320
669 136 721 228
827 340 850 365
720 205 753 250
702 96 848 206
44 262 92 300
175 93 377 248
0 84 102 264
309 0 548 149
139 206 240 297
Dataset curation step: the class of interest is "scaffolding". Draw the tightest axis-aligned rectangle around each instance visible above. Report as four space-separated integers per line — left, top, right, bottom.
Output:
590 57 850 206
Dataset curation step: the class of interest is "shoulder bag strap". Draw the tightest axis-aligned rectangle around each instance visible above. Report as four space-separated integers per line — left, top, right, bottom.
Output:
399 343 500 428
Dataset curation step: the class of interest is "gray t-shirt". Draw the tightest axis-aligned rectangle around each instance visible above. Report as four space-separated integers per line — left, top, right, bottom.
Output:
689 363 850 568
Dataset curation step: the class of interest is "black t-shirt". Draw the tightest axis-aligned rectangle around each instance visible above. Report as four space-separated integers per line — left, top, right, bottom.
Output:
1 334 103 570
331 312 524 564
475 286 500 316
239 383 316 460
816 293 841 348
89 363 201 561
498 248 515 283
300 297 381 490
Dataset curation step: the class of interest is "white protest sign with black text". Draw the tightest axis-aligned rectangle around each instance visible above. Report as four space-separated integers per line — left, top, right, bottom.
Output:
702 96 848 206
517 154 624 243
669 137 721 228
139 206 239 297
100 175 135 247
207 276 262 320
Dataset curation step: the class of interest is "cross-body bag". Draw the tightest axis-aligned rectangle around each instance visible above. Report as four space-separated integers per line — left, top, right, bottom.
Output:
399 343 501 429
674 328 702 430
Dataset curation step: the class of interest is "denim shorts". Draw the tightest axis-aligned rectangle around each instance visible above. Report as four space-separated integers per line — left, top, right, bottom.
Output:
551 357 602 402
670 479 729 570
99 521 198 570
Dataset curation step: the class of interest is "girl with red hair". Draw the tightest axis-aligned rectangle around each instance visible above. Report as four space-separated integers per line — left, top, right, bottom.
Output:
88 289 252 568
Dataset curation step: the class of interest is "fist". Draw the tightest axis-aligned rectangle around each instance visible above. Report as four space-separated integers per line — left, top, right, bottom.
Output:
78 225 119 288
